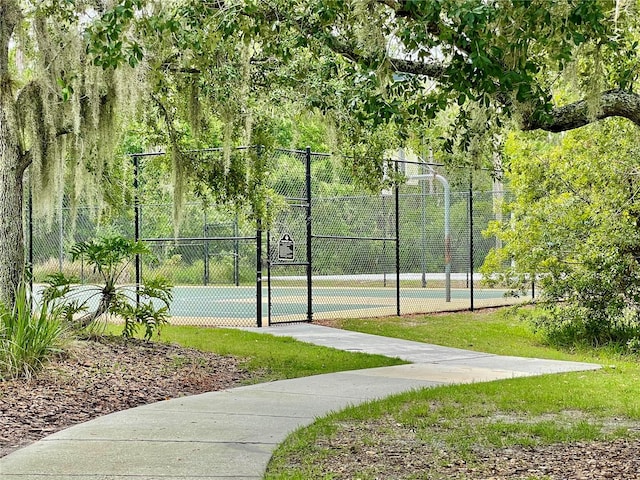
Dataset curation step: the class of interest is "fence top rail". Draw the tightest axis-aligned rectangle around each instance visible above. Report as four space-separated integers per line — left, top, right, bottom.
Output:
142 236 256 242
276 148 331 157
130 146 339 159
386 158 445 167
129 146 257 158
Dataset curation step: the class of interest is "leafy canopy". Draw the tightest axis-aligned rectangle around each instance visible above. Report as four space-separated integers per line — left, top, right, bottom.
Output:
82 1 640 183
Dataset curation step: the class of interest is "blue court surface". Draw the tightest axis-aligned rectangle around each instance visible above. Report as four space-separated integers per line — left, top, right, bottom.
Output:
32 281 529 326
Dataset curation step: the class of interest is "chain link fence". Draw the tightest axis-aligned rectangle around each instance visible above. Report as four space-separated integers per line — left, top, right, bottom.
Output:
28 147 529 327
305 152 528 320
31 203 134 284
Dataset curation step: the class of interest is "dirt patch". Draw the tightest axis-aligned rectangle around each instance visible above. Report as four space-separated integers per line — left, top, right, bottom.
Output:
283 416 640 479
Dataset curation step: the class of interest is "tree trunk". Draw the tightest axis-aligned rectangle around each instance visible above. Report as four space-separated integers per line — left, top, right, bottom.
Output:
0 0 26 308
0 142 24 308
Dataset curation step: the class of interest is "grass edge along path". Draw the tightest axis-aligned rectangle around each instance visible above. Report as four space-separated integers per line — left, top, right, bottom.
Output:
325 309 585 361
146 324 407 382
265 310 640 479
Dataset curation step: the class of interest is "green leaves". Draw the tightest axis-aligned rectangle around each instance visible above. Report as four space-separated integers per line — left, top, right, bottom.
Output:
56 77 75 102
488 121 640 350
71 236 149 279
0 283 67 380
85 0 145 69
47 236 172 339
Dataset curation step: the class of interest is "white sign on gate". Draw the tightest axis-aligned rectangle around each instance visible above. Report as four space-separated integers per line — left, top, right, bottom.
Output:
278 233 295 261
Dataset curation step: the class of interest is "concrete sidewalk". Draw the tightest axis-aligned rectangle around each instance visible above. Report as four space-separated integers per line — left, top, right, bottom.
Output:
1 324 600 480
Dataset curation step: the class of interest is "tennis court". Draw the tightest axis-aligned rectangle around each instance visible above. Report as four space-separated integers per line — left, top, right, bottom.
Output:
30 150 531 327
32 272 531 327
168 274 531 326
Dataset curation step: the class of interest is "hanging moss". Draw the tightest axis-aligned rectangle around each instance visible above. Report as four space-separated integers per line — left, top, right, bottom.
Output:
12 4 144 231
353 0 387 59
188 78 201 139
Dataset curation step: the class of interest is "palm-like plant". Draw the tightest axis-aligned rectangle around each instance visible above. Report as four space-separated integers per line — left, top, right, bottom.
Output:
43 236 172 339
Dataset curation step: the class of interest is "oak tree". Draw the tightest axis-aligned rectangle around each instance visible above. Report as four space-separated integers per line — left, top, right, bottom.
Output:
0 0 146 306
3 0 640 308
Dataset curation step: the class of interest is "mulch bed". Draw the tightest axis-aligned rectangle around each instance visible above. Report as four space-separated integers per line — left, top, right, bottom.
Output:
293 417 640 479
0 336 253 457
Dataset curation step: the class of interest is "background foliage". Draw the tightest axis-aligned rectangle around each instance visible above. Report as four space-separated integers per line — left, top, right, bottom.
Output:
483 119 640 350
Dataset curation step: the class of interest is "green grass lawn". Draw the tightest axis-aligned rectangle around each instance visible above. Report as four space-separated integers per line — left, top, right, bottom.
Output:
106 323 406 382
328 309 589 360
265 309 640 479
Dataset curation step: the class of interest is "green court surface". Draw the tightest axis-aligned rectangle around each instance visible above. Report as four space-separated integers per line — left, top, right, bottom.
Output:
168 285 529 326
32 282 530 327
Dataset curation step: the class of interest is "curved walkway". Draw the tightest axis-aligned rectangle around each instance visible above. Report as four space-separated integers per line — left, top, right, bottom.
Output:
0 324 600 480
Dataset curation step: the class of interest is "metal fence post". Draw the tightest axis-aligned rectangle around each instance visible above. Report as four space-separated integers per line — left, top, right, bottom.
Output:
532 279 535 299
469 171 474 312
256 146 263 327
395 161 401 316
382 195 388 287
203 211 209 286
266 224 272 326
58 195 64 272
306 146 313 322
28 175 33 301
133 155 141 306
420 165 427 288
257 219 263 327
234 212 240 286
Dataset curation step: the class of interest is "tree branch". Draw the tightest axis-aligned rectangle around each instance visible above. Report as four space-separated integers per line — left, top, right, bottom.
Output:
252 2 640 134
16 150 31 177
388 57 445 78
522 90 640 132
318 27 447 77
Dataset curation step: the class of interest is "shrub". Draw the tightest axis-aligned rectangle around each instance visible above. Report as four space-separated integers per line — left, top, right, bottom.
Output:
42 236 173 340
0 283 67 380
484 123 640 352
514 303 640 354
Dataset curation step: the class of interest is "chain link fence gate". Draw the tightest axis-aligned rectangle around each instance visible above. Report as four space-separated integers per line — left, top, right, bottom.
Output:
265 148 313 324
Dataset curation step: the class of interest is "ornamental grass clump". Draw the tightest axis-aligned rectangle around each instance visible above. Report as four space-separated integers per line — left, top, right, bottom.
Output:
0 283 67 380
